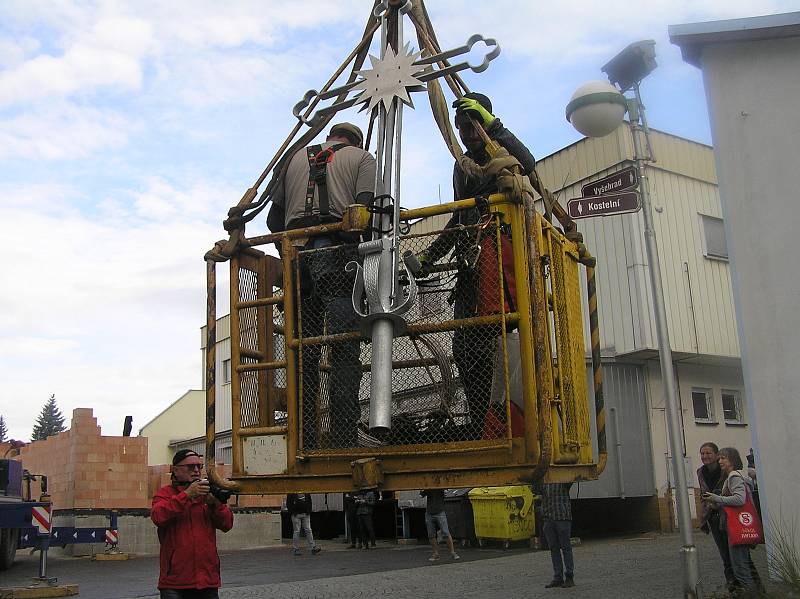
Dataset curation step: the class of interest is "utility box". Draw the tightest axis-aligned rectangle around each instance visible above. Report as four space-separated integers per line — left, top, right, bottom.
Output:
468 486 535 548
0 459 22 498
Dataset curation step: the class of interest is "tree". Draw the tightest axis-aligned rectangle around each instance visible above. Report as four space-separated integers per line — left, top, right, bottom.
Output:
31 395 66 441
0 415 7 442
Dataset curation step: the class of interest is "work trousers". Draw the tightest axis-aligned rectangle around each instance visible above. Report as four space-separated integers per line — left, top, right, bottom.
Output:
291 513 316 550
357 513 376 547
345 503 358 545
452 324 498 439
542 520 574 582
451 269 502 439
299 239 362 449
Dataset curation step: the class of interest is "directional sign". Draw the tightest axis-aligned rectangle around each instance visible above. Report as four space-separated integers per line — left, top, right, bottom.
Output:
581 166 638 198
567 191 641 219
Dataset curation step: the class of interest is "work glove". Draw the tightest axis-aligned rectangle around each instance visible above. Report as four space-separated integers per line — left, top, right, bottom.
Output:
474 195 490 215
455 97 496 127
416 252 433 277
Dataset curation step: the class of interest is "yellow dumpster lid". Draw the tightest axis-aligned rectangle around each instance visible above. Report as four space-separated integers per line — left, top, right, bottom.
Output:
468 485 531 498
468 486 534 516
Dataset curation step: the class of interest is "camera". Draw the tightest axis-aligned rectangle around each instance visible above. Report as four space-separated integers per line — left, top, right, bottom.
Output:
177 479 234 503
201 479 234 503
209 484 234 503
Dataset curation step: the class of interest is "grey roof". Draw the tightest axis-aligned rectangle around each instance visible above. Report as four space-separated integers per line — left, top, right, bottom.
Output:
669 11 800 67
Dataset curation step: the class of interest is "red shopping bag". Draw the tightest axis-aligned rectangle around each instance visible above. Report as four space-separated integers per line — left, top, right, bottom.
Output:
724 488 764 546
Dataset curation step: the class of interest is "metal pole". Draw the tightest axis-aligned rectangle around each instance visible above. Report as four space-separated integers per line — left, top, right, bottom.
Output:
38 543 47 579
630 82 701 598
368 7 401 433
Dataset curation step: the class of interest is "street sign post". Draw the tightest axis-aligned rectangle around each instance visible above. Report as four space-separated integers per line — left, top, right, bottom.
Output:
567 190 641 219
581 165 638 198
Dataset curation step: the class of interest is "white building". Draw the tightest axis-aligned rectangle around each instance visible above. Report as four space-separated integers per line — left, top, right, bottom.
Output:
138 389 205 465
670 11 800 554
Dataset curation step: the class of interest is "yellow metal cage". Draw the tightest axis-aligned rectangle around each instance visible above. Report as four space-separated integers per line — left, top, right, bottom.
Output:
204 193 606 494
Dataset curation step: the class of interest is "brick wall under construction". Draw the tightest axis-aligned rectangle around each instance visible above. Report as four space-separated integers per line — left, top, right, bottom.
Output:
18 408 150 509
15 407 282 511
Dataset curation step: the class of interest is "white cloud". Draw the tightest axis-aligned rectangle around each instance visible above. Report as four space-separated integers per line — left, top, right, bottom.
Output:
0 17 153 106
0 337 79 358
0 36 40 68
428 0 798 64
0 175 236 441
0 102 136 160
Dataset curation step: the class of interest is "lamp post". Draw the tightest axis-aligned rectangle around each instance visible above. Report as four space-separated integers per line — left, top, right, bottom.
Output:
566 41 701 598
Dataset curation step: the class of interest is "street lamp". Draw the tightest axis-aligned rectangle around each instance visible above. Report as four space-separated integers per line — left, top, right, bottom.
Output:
567 41 702 599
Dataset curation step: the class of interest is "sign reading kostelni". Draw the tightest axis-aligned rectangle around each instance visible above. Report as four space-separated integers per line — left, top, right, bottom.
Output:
567 191 641 219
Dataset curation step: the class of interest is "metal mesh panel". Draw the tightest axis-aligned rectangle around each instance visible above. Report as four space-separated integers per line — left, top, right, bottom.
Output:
547 230 590 458
238 267 261 428
271 300 287 425
549 233 577 443
235 260 288 430
294 220 513 453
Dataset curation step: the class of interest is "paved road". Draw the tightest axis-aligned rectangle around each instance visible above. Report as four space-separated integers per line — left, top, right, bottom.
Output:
2 533 776 598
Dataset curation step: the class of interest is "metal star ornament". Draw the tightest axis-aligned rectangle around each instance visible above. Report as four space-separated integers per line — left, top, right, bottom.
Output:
292 34 500 127
352 43 425 113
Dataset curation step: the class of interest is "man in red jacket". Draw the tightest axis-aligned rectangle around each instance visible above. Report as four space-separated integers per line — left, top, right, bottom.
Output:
151 449 234 599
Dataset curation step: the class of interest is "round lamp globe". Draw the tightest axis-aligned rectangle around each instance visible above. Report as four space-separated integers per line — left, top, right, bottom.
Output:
566 80 628 138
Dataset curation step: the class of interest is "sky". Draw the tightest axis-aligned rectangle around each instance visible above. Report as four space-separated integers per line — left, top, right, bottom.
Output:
1 0 797 442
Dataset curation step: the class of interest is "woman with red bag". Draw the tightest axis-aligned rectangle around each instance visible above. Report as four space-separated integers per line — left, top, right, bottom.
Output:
696 442 735 589
702 447 762 593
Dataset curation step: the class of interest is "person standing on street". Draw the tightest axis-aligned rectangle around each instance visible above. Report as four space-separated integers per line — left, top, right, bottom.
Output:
151 449 234 599
354 488 377 549
535 482 575 588
344 492 359 548
421 489 460 561
286 493 321 556
696 442 735 589
702 447 762 593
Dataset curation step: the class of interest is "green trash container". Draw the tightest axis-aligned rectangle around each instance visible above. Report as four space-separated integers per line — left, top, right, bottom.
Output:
468 486 535 548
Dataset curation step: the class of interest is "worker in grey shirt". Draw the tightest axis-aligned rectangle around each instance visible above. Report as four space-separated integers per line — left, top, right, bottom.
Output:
421 489 459 561
268 122 377 231
267 123 376 449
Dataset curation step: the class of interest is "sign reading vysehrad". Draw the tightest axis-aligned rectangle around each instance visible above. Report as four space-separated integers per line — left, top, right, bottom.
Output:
567 191 641 219
581 166 638 198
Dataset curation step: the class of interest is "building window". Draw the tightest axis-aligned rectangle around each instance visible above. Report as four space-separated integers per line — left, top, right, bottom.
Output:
222 359 231 385
700 214 728 260
721 389 744 424
691 388 715 423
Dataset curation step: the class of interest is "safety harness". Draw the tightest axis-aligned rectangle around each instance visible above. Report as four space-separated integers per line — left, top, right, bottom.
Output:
304 142 348 219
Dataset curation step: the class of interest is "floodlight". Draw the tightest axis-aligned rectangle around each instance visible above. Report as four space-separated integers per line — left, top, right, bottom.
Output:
602 40 657 92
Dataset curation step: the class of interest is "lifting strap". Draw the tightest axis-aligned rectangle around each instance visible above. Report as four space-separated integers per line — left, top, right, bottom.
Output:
304 143 348 218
